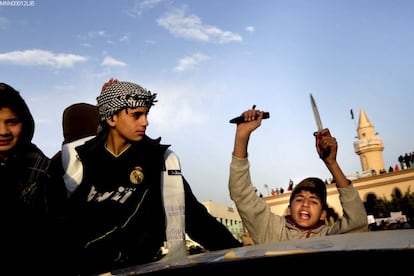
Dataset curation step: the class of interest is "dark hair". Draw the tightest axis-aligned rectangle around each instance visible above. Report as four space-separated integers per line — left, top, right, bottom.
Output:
0 82 35 146
290 177 328 210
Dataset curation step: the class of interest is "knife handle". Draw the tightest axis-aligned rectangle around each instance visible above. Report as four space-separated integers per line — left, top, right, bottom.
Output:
229 112 270 124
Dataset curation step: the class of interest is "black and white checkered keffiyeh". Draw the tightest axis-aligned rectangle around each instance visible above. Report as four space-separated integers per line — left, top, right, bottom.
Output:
97 81 157 121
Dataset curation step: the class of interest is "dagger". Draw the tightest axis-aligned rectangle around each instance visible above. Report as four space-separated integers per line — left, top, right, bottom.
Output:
310 93 323 132
229 105 270 124
310 93 330 158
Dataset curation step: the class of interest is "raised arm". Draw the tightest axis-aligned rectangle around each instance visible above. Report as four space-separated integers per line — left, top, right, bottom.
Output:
314 128 349 188
315 128 368 233
232 108 265 158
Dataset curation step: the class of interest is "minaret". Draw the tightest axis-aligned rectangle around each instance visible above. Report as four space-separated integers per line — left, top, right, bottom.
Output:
353 108 385 174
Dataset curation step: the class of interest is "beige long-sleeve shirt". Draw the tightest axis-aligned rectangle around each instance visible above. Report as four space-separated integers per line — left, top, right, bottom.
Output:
229 155 368 245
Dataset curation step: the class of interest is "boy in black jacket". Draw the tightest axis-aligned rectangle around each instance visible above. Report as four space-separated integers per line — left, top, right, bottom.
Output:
53 78 241 275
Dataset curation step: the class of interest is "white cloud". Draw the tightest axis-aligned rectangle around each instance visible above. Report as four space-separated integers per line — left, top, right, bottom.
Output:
127 0 164 17
87 30 107 38
157 8 242 44
119 35 130 42
148 81 209 132
173 52 210 72
0 49 87 68
245 26 255 33
80 43 93 48
101 56 127 67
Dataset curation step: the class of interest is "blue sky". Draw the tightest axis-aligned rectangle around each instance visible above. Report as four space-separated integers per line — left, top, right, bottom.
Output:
1 0 413 206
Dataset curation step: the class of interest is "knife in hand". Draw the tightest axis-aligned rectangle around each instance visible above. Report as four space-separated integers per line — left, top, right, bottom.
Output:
310 93 330 158
229 105 270 124
310 93 323 132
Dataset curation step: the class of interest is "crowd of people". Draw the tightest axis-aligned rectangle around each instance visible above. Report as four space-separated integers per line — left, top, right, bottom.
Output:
398 152 413 170
1 80 370 275
376 152 413 174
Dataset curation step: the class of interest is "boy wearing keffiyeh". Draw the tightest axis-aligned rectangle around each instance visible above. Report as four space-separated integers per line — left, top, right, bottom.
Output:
54 78 241 276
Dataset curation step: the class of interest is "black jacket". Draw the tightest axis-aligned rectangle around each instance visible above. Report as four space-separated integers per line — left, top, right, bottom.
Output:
0 82 59 275
54 134 241 275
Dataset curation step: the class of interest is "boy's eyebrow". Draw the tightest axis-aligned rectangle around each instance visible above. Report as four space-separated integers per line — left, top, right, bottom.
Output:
293 193 321 200
6 117 21 122
130 110 149 117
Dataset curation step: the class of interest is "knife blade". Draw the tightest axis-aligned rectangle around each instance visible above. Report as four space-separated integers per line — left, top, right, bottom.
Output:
310 93 323 131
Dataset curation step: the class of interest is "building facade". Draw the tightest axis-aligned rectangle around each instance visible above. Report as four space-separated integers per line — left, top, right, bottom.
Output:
202 201 244 242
